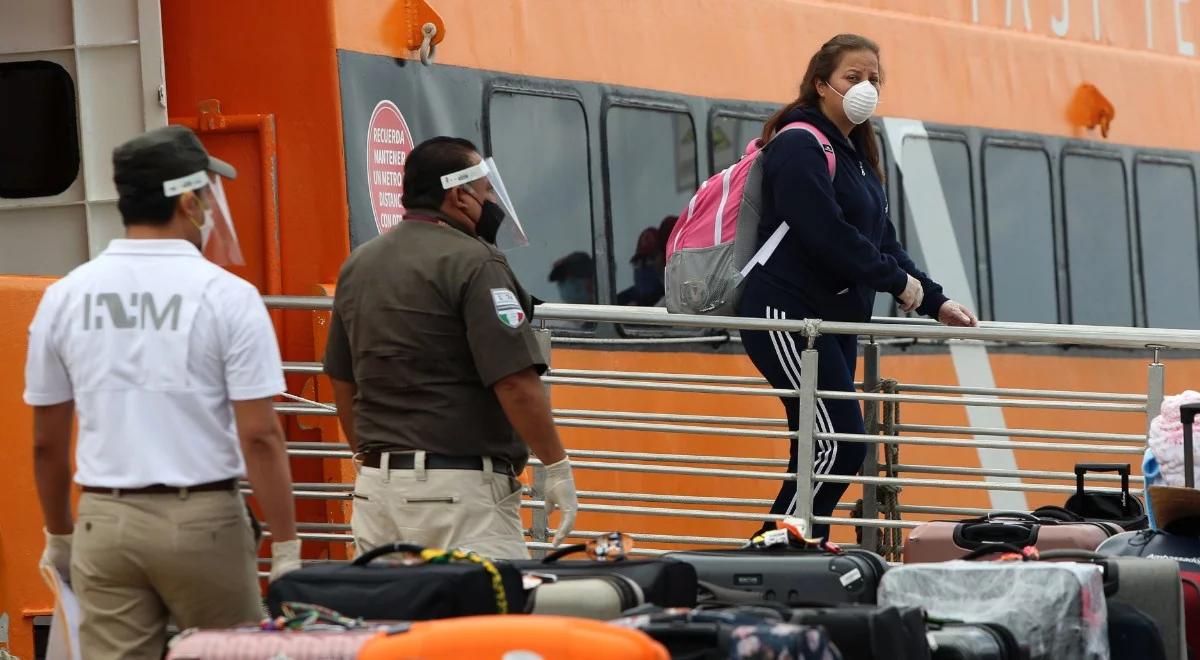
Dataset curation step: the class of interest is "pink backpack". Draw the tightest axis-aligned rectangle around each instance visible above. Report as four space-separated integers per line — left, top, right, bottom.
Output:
664 122 835 315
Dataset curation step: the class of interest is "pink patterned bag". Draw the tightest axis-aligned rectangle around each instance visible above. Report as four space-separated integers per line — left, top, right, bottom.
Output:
166 602 402 659
166 628 382 659
663 122 835 315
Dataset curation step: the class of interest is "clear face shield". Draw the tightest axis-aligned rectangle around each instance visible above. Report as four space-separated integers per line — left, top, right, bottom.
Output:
163 170 244 266
440 157 529 250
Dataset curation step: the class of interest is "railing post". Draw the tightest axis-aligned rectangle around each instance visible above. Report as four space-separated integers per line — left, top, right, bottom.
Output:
530 326 553 558
860 338 881 553
1146 345 1166 437
880 380 903 562
793 323 822 535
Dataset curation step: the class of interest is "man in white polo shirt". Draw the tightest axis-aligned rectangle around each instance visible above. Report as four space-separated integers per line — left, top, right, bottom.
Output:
24 125 300 659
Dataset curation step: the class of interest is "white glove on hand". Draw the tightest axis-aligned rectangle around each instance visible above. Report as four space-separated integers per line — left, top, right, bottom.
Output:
269 539 302 582
543 458 578 547
938 300 979 327
898 274 924 313
40 529 73 585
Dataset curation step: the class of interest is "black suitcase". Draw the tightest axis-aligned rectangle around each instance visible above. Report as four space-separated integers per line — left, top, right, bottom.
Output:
665 545 887 605
265 542 526 619
510 543 697 607
927 622 1028 660
612 604 842 660
1033 463 1147 531
789 603 930 660
1107 601 1167 660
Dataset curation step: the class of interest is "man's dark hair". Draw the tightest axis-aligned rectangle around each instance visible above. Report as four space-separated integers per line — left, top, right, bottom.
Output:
118 190 184 226
401 136 479 210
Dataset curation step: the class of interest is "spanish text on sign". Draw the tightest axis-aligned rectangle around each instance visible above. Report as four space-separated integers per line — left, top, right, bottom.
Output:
372 170 404 186
373 149 407 166
372 127 407 144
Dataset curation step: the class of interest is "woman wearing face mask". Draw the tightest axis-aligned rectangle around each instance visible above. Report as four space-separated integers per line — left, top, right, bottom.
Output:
738 34 977 541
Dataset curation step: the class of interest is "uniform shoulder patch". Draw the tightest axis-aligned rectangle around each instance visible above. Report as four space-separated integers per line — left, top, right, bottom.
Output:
490 288 527 328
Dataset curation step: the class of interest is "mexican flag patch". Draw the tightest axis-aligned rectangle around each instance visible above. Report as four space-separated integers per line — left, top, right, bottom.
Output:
491 288 527 328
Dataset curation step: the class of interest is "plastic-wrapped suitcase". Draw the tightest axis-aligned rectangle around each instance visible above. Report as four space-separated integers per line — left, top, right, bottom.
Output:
903 511 1120 564
511 541 697 608
355 614 670 659
611 605 843 660
266 543 525 620
665 544 887 605
878 559 1108 659
927 622 1028 660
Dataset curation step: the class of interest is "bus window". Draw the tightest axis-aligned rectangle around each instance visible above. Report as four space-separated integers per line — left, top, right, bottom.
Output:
874 210 902 317
899 136 976 306
711 115 763 173
1136 161 1200 328
984 145 1057 323
605 106 697 306
488 92 595 305
1063 154 1133 326
0 60 79 198
873 126 895 317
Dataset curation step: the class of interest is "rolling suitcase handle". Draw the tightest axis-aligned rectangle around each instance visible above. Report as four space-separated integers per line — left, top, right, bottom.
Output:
954 519 1040 550
542 544 591 563
981 511 1043 523
1074 463 1132 508
541 532 635 563
353 543 427 565
1037 548 1107 560
1180 402 1199 488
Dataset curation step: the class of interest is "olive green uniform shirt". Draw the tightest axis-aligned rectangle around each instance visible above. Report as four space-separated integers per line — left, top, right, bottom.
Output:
323 211 543 470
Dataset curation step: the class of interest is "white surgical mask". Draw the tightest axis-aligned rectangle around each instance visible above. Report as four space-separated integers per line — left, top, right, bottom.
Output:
199 206 215 247
188 195 214 249
828 80 879 125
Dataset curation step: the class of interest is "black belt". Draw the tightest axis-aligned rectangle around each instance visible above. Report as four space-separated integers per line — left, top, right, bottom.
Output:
359 452 515 476
81 478 238 497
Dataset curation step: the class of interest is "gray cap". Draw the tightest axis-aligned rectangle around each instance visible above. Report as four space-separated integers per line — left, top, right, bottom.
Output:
112 125 236 197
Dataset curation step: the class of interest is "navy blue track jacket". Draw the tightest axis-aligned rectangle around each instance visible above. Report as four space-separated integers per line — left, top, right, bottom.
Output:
750 106 947 322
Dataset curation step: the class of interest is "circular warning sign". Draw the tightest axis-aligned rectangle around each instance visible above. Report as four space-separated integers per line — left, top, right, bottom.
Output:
366 100 414 235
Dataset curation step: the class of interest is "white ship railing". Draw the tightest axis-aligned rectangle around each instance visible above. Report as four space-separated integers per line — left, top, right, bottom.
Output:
260 296 1194 559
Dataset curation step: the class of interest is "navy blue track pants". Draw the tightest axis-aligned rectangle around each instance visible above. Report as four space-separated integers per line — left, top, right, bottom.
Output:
738 277 867 541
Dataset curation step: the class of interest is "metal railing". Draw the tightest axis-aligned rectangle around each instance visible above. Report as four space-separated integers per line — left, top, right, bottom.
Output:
264 296 1199 559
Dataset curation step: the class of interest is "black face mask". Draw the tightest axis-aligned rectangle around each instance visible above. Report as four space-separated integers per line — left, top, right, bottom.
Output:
475 199 506 245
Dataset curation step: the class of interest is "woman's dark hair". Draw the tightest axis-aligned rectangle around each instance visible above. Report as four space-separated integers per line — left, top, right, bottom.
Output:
762 34 884 180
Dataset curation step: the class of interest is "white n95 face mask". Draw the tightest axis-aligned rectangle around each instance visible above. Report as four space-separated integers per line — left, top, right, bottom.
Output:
197 202 215 246
164 170 244 266
830 80 879 125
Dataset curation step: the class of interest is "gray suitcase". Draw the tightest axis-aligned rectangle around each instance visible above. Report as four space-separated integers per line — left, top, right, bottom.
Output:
1040 549 1186 660
665 546 887 605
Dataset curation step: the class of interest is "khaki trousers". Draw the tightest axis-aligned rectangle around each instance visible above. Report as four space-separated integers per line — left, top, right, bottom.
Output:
72 489 263 660
350 451 530 560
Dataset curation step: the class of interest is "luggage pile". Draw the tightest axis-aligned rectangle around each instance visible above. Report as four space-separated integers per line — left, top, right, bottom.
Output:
162 515 1198 659
165 414 1200 658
